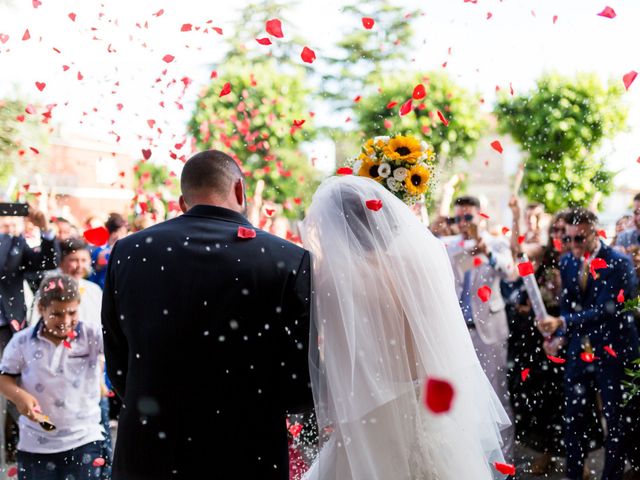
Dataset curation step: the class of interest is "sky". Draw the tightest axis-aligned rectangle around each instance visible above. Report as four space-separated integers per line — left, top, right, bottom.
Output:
0 0 638 189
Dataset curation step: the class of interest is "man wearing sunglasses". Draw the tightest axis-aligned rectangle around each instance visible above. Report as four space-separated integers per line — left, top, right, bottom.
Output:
613 193 640 252
445 195 517 463
538 208 639 480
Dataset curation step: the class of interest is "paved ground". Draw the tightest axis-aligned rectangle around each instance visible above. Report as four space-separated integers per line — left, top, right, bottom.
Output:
515 443 604 479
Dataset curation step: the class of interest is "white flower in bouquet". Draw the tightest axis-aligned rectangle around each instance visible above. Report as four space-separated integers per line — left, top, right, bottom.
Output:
374 136 390 144
378 163 391 178
386 177 401 192
393 167 408 181
353 159 363 174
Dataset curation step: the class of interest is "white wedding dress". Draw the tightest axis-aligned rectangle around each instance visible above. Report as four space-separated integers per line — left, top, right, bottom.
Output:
300 176 510 480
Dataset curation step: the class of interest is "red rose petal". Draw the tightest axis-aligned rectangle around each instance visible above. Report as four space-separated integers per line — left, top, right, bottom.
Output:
32 0 41 9
386 101 398 109
517 261 534 277
301 46 316 64
292 119 305 127
92 457 106 467
616 289 625 303
436 110 449 126
494 462 516 475
424 377 455 414
219 82 231 97
520 368 530 382
553 238 562 251
412 84 426 100
265 208 275 217
362 17 375 29
589 257 608 279
22 29 31 41
7 466 17 477
63 340 72 349
162 54 175 63
256 37 272 45
152 9 164 17
365 199 383 211
604 345 617 358
181 23 192 32
623 71 638 91
553 15 558 24
83 226 109 246
35 81 46 91
517 235 525 245
336 167 353 175
68 12 76 21
597 6 616 18
580 352 598 363
265 18 284 38
473 257 483 268
237 226 256 239
597 229 607 239
399 98 413 116
490 140 503 153
479 212 489 219
476 285 492 303
0 33 9 44
212 27 223 35
288 423 303 437
501 226 510 235
141 148 152 160
547 354 566 364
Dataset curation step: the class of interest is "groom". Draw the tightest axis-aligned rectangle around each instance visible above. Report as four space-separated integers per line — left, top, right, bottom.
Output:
102 150 313 479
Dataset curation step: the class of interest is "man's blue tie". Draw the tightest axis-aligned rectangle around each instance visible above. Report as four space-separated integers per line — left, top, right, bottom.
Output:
459 269 475 327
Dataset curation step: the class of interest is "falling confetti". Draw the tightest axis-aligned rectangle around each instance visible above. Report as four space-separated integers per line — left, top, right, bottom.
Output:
517 261 534 276
597 6 616 19
399 99 413 116
623 71 637 90
412 84 426 100
300 46 316 64
436 110 449 126
83 227 109 246
604 345 617 358
219 82 231 97
520 368 530 382
490 140 503 153
265 18 284 38
336 167 353 175
476 285 492 303
362 17 375 29
256 37 272 45
616 289 625 303
494 462 516 475
547 354 566 364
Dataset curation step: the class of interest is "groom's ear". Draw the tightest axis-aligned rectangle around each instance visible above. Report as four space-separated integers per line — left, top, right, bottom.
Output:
233 179 245 208
179 195 189 213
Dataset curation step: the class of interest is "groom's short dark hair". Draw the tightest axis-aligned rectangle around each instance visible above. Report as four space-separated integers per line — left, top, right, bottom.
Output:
181 150 244 203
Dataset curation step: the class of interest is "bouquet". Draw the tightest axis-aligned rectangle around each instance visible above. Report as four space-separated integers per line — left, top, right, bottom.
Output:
346 134 437 205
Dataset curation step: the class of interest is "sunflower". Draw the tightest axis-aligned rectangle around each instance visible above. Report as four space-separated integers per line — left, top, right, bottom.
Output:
383 135 423 164
363 138 375 156
404 164 430 196
358 157 383 181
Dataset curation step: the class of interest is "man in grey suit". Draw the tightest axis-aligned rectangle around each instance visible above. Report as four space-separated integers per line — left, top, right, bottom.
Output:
445 195 517 462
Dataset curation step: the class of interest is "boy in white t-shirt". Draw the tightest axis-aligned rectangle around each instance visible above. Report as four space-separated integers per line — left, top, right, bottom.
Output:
0 274 104 479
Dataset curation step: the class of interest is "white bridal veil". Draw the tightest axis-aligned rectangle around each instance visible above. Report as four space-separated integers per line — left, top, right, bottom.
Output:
300 175 510 480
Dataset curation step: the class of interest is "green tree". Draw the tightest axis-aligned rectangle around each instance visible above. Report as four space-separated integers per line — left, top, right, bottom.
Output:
355 72 487 164
188 59 319 218
131 159 180 221
0 98 48 192
322 0 419 109
494 73 627 213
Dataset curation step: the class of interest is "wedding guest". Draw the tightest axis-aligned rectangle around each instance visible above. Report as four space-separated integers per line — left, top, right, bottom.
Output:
505 210 603 475
53 217 76 242
523 202 545 244
88 213 128 289
428 215 455 238
445 195 517 462
58 239 113 480
614 193 640 250
0 274 105 479
539 208 639 480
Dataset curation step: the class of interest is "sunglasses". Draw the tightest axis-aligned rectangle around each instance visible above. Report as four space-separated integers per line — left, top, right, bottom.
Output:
562 234 587 244
454 214 474 224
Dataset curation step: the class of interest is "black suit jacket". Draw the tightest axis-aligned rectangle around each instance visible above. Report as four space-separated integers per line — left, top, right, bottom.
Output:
0 233 59 331
102 205 313 480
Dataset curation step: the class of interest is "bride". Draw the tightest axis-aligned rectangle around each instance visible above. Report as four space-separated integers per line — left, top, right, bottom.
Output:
299 136 511 479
